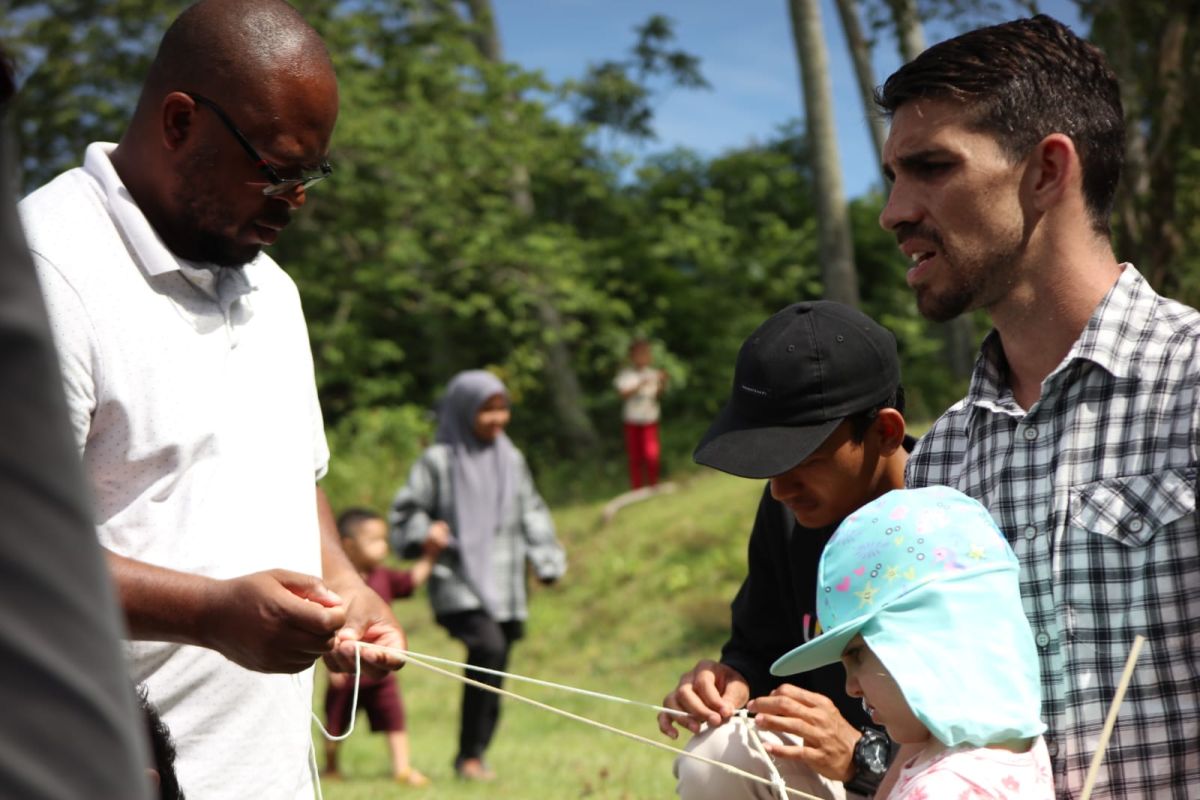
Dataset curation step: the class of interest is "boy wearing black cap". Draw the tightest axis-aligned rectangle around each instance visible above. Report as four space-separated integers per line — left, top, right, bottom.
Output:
658 301 914 799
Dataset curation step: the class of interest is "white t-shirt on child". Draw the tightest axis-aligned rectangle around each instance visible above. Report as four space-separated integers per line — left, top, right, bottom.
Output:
889 736 1054 800
615 366 663 424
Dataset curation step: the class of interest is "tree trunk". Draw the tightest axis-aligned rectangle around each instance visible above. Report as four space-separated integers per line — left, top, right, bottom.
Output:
1105 6 1148 258
1084 0 1200 301
461 0 600 453
833 0 888 174
1142 8 1189 294
888 0 925 62
787 0 860 306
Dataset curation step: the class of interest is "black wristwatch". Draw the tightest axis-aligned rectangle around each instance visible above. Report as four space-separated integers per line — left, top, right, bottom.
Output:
844 726 891 794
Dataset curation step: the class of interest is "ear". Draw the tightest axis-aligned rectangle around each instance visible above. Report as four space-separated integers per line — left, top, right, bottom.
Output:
1027 133 1077 213
160 91 197 152
871 408 906 456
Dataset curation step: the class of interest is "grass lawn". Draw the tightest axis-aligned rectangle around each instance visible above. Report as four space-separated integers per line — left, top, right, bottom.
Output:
315 467 764 799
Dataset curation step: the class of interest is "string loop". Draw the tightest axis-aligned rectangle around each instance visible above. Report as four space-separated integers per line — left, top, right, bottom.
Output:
308 640 826 800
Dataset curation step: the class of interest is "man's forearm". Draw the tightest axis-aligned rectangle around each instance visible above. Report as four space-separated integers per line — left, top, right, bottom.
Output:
106 549 216 645
316 484 360 590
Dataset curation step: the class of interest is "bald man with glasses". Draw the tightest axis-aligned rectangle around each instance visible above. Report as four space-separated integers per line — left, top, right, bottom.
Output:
18 1 405 796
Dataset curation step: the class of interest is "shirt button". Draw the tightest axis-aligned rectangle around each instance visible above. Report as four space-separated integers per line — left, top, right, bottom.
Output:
1047 739 1059 758
1023 425 1039 441
1035 631 1051 647
1023 524 1037 540
1127 518 1144 533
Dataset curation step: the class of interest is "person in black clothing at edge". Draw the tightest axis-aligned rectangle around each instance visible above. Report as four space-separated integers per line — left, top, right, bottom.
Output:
658 301 915 799
0 45 154 800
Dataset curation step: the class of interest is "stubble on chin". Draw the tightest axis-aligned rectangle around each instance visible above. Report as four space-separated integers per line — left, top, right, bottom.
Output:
915 246 1016 323
192 224 259 268
917 283 974 323
172 151 258 268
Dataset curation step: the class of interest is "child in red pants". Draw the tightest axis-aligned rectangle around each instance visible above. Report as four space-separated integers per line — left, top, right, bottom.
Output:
614 338 667 488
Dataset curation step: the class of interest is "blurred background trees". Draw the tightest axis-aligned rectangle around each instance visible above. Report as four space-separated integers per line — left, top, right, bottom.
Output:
4 0 1196 501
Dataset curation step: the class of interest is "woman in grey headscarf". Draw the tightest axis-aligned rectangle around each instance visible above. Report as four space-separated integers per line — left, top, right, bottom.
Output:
391 370 565 780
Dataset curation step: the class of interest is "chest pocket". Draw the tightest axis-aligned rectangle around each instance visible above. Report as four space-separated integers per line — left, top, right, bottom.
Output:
1069 466 1196 547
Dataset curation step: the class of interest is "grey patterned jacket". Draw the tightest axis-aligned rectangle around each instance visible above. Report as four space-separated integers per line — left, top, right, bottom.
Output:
389 443 565 621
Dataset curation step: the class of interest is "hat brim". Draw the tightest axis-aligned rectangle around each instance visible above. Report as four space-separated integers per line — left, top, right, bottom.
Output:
693 405 842 479
770 564 1019 678
769 615 866 677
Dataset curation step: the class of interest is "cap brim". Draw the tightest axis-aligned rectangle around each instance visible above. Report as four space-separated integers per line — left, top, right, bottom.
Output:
693 405 842 479
769 616 865 677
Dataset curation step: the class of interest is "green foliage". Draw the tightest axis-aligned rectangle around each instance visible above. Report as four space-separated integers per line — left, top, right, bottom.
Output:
571 14 710 142
254 4 627 453
320 404 433 513
4 0 1000 478
4 0 185 186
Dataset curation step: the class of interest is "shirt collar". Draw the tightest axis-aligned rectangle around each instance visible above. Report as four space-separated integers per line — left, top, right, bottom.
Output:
1068 263 1154 381
84 142 185 278
82 142 261 290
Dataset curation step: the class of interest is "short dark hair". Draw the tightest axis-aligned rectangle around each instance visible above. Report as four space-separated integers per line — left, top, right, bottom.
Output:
847 385 906 443
876 15 1124 235
137 685 185 800
336 507 383 539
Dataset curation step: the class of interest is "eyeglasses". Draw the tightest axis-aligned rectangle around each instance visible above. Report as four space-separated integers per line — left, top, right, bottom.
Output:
184 91 332 196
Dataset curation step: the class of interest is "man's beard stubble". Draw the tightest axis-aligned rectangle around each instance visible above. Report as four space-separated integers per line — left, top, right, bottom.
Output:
172 148 259 268
915 239 1021 323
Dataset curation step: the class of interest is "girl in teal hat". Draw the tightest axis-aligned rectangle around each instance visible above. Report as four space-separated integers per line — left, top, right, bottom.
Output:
767 485 1053 799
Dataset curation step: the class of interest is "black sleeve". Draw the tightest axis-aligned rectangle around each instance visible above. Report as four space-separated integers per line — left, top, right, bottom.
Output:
0 128 151 799
719 488 796 699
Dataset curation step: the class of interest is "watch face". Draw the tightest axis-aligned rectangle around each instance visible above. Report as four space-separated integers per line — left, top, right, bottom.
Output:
857 730 890 774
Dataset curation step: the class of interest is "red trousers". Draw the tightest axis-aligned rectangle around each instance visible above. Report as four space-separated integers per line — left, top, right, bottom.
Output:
623 422 661 489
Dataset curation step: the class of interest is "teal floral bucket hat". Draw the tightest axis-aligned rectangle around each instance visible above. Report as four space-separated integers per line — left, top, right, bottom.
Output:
771 485 1047 747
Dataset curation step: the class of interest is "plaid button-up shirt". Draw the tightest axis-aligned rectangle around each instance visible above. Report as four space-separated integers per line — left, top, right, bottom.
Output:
906 265 1200 799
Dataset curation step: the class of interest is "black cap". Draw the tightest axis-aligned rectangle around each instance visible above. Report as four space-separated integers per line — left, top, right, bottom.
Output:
693 301 900 479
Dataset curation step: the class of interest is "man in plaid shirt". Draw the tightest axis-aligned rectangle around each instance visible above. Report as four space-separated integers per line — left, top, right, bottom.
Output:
875 15 1199 800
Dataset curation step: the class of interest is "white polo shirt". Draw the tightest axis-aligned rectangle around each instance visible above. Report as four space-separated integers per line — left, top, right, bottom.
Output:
21 143 329 799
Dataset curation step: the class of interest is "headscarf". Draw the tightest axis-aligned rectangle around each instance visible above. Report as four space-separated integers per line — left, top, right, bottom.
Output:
435 370 516 616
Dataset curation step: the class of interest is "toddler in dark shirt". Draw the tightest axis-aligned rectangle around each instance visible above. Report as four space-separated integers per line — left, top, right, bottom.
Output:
323 507 443 786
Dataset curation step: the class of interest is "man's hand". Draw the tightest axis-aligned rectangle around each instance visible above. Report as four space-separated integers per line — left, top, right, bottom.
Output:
322 575 407 679
657 659 750 738
314 485 407 679
198 569 347 674
747 685 860 783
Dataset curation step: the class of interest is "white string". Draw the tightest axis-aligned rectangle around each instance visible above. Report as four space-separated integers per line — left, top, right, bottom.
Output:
738 709 792 800
309 741 324 800
355 641 687 718
309 644 362 742
307 646 363 800
314 640 826 800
